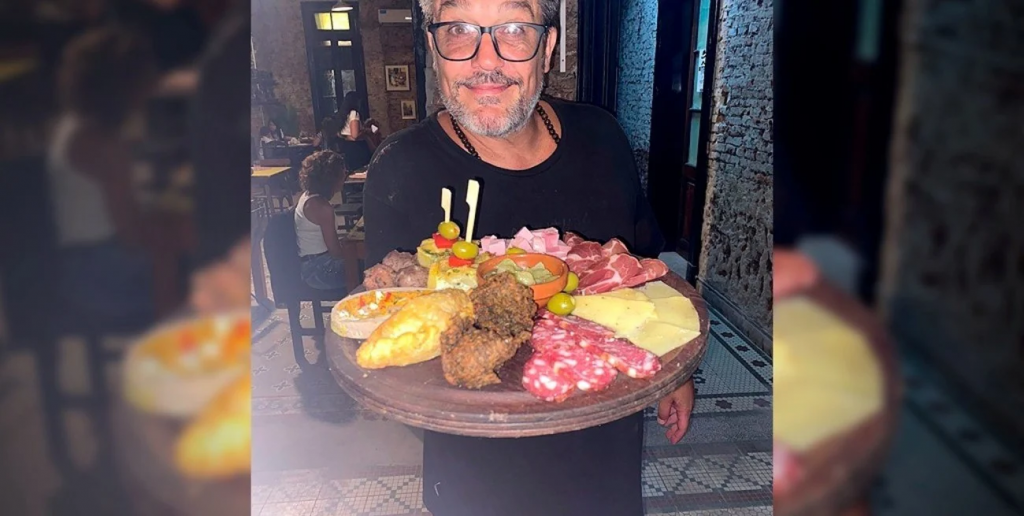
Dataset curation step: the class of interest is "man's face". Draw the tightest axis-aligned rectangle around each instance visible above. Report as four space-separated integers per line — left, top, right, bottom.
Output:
430 0 558 138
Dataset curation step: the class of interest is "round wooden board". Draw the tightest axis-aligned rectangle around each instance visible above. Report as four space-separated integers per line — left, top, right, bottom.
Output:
774 282 903 516
326 271 709 438
112 396 250 516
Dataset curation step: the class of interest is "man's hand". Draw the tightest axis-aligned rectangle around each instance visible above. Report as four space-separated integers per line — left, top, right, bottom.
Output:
657 379 695 444
774 249 819 298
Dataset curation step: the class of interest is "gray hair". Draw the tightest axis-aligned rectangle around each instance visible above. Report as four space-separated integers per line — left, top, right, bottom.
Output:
418 0 561 29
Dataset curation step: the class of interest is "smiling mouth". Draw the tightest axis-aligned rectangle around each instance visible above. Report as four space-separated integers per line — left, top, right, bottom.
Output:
466 83 512 94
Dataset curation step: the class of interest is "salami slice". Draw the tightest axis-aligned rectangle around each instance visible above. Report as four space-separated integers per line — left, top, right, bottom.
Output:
773 440 803 496
549 344 617 392
530 318 574 352
538 312 662 379
522 352 575 402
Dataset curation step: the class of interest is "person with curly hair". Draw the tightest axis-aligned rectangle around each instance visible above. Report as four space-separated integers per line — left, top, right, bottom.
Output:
294 150 351 289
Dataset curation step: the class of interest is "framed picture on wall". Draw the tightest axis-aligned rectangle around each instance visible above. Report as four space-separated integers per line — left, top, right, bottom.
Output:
401 99 416 120
385 65 411 91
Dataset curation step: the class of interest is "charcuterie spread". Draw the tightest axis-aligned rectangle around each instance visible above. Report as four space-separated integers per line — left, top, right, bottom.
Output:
330 182 706 403
772 296 884 497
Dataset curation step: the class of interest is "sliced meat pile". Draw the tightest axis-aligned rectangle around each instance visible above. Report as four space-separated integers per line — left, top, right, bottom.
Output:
562 232 669 295
522 311 661 402
480 227 573 260
362 251 428 289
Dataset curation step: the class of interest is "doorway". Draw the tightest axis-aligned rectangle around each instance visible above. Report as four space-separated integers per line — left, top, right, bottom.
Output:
300 1 370 132
646 0 718 278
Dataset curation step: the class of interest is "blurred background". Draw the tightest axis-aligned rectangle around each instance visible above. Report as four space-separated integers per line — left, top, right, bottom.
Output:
777 0 1023 514
0 0 252 514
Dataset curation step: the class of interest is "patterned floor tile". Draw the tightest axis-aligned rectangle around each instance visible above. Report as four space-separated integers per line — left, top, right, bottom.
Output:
259 500 316 516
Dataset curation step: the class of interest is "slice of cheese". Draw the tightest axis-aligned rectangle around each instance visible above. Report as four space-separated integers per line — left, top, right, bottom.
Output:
600 289 651 302
638 281 681 300
773 296 884 452
625 321 701 356
571 295 656 336
651 296 700 332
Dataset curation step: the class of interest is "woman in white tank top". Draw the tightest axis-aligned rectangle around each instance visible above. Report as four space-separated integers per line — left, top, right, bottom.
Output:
48 27 158 323
295 150 351 290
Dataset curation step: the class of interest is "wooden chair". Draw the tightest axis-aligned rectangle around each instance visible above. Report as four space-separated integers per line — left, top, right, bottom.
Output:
262 209 349 364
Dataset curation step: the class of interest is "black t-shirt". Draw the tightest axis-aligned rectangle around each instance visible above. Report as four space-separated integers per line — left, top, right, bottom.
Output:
363 98 658 516
363 98 666 266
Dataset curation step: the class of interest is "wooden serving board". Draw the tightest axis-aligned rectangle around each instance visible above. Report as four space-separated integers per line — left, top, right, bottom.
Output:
774 281 903 516
325 271 709 438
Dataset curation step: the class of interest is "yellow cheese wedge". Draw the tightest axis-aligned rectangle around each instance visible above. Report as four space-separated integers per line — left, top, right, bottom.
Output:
773 296 884 453
571 295 656 336
625 320 701 356
601 289 651 302
638 281 682 299
651 296 700 332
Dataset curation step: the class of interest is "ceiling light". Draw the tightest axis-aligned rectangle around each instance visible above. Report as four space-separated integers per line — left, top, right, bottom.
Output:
331 1 354 11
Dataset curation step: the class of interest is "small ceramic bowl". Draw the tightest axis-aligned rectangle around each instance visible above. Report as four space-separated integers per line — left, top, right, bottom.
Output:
476 253 570 309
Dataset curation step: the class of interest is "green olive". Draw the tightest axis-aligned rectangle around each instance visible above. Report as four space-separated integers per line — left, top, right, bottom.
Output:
452 241 479 260
546 293 575 316
563 272 579 293
438 221 460 240
506 247 527 255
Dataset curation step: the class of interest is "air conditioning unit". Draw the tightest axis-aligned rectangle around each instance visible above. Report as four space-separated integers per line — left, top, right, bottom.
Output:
378 8 412 24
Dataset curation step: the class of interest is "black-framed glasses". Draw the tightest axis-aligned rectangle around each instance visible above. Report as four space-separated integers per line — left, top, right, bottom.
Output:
427 22 550 62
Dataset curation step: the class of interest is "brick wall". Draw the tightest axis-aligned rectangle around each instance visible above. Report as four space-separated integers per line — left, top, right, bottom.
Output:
878 0 1024 434
615 0 658 191
696 0 774 346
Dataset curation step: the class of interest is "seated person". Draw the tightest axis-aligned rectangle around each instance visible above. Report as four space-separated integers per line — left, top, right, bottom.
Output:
48 27 158 326
362 117 383 151
258 126 275 145
294 150 351 290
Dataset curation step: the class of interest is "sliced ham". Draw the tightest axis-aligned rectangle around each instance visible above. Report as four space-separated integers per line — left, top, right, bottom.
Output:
601 238 629 256
620 258 670 288
563 232 585 247
565 241 605 274
576 254 643 295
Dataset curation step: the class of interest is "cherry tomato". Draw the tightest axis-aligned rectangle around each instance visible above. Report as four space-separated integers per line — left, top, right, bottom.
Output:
563 272 579 293
506 247 527 255
546 293 575 316
452 241 479 260
432 233 455 249
438 221 460 240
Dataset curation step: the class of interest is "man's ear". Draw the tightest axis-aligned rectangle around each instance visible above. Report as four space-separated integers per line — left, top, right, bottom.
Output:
542 27 558 74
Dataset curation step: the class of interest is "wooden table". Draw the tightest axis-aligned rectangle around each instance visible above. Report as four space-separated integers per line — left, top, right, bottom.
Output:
775 282 902 516
251 166 293 214
326 272 709 438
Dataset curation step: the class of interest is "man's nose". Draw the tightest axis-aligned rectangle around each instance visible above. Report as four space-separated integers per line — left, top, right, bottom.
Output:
472 33 503 70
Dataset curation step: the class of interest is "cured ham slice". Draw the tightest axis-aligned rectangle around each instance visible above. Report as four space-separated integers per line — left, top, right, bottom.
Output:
565 241 606 274
601 238 629 256
576 254 643 295
620 258 670 288
563 232 585 247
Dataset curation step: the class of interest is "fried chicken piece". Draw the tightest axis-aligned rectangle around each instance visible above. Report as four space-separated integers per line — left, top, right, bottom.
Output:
363 263 396 289
470 271 537 337
441 326 530 388
395 265 429 288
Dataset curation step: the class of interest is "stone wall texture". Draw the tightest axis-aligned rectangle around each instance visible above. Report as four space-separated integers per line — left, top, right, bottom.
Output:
252 0 418 136
878 0 1024 433
696 0 774 335
615 0 658 191
542 0 578 102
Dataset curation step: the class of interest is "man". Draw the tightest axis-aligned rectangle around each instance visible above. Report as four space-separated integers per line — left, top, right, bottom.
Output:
363 1 694 514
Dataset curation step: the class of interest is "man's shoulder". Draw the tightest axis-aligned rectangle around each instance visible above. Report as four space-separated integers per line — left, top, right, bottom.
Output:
548 97 624 134
369 117 438 168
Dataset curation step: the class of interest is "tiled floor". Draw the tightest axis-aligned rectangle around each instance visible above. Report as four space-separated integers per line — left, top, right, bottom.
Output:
250 296 774 516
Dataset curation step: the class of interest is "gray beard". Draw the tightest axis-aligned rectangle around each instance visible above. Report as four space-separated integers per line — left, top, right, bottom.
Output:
436 69 543 138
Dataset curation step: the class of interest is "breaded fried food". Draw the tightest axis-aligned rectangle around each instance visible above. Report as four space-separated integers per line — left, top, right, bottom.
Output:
356 289 474 369
470 272 537 337
174 374 250 479
441 327 530 388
